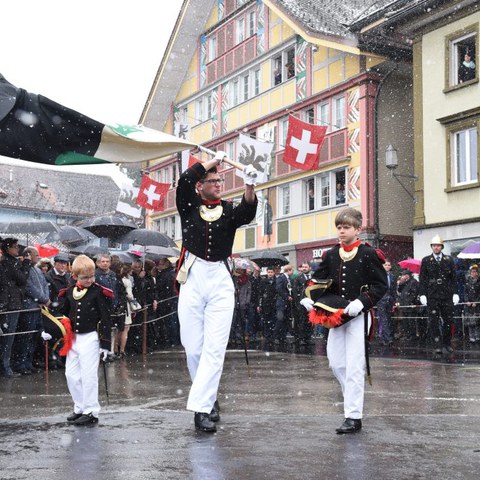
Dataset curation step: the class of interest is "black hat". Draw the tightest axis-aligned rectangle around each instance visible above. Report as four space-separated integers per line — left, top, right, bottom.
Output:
53 253 70 263
306 279 352 329
399 268 412 276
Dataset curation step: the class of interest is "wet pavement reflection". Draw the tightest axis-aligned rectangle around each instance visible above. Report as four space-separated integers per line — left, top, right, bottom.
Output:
1 338 480 479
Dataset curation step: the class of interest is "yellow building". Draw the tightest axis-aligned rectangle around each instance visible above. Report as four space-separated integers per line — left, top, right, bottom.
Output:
356 0 480 258
141 0 414 265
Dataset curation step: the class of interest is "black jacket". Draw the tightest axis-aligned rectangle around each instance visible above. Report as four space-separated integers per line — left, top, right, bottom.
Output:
396 277 420 307
176 162 257 261
312 243 388 310
258 277 277 316
45 269 72 312
419 254 457 301
60 283 113 349
0 253 30 311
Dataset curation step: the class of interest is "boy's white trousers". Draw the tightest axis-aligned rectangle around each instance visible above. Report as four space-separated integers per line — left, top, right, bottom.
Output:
326 313 371 419
65 331 101 417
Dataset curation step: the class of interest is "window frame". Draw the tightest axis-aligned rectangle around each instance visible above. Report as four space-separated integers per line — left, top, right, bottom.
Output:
445 117 480 191
444 24 479 92
272 47 296 86
332 95 346 131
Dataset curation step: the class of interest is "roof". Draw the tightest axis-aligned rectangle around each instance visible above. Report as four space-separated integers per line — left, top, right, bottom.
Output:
0 160 120 217
268 0 397 39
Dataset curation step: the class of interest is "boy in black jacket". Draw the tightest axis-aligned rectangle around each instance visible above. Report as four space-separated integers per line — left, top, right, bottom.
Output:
302 208 387 434
60 255 113 426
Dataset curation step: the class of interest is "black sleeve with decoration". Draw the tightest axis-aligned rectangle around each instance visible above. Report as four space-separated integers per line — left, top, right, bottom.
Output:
232 194 258 228
176 162 205 216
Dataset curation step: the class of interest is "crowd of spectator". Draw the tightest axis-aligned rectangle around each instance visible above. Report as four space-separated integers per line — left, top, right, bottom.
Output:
0 237 180 378
1 233 480 379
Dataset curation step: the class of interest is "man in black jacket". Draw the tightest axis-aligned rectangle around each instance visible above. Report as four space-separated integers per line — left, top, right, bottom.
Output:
419 235 458 354
395 269 420 341
176 153 257 433
0 238 30 378
45 253 72 314
258 267 278 344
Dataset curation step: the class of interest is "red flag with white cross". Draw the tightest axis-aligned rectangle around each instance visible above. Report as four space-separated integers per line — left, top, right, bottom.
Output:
283 115 327 171
136 175 170 211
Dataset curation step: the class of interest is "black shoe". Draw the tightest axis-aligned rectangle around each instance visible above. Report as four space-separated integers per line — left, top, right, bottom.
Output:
194 412 217 433
67 412 83 423
17 368 32 376
73 413 99 426
209 400 221 422
336 418 362 434
442 346 454 354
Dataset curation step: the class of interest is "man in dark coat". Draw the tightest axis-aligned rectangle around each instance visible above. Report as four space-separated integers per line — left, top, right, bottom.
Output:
292 262 314 345
395 269 420 341
376 259 396 345
45 253 72 314
258 267 278 343
0 238 30 377
419 235 458 354
274 264 294 343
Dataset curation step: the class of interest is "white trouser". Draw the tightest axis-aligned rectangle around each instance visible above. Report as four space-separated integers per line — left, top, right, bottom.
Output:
178 257 234 413
326 313 371 419
65 331 101 417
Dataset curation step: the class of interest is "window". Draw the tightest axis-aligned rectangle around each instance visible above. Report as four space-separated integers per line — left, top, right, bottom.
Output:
315 169 347 208
305 178 315 211
451 125 478 186
236 17 245 44
171 164 177 188
157 215 178 240
318 103 330 132
280 185 290 216
248 10 256 37
243 74 249 102
208 36 217 62
446 27 478 88
304 108 314 124
226 140 235 160
272 47 295 86
332 95 346 130
232 79 239 106
196 98 204 124
278 117 289 149
254 69 260 95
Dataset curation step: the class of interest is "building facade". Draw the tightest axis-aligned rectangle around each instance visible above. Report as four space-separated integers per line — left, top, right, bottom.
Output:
142 0 415 265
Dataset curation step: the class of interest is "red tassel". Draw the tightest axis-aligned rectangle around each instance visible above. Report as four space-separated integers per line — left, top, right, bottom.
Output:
308 309 345 329
59 317 74 356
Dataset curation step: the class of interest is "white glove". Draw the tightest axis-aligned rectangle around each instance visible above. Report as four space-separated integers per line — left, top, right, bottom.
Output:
300 298 314 312
41 331 52 341
453 294 459 305
243 164 259 186
99 349 109 361
214 150 227 164
344 299 364 317
420 295 427 306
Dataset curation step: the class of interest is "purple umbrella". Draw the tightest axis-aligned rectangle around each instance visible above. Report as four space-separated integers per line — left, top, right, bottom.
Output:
458 242 480 259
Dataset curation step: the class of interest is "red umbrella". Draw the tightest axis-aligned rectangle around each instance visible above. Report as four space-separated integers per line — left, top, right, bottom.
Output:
34 243 60 258
398 258 421 274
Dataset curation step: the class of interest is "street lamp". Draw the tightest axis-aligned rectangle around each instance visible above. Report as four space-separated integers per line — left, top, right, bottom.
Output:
385 144 417 201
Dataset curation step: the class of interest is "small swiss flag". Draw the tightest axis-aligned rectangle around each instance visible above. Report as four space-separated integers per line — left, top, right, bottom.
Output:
283 115 327 171
136 176 170 211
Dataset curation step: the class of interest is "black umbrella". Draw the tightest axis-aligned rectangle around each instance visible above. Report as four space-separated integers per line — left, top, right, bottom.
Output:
118 229 177 248
41 225 99 246
70 244 110 257
111 252 136 263
250 250 289 267
76 215 137 238
129 245 180 260
0 220 59 234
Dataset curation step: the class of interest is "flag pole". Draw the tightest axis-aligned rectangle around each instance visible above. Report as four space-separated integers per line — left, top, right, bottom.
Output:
197 145 249 173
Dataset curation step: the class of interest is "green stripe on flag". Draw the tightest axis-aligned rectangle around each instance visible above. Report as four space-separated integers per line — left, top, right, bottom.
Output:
55 152 109 166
